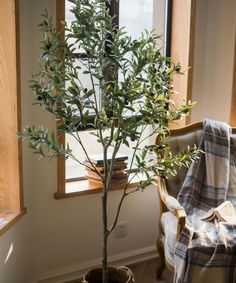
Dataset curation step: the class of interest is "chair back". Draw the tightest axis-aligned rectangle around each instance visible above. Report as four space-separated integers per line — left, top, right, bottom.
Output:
166 122 203 198
164 122 236 198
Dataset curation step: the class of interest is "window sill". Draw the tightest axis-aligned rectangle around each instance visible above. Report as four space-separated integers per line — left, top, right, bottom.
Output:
0 208 27 236
54 178 140 199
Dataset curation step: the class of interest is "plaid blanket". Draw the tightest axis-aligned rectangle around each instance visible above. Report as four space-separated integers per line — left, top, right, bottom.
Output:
174 119 236 283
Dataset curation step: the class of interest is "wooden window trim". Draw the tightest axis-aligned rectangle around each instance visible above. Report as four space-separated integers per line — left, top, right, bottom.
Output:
169 0 196 129
55 0 130 199
230 31 236 126
16 0 25 214
55 180 140 199
0 210 27 236
55 0 170 199
0 0 26 235
56 0 66 197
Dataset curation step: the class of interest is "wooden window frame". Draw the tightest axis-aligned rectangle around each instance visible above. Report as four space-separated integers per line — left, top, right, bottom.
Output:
230 31 236 126
169 0 196 129
0 0 26 234
55 0 171 199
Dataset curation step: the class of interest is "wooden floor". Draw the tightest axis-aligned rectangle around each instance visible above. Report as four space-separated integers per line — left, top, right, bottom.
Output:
129 258 173 283
66 258 173 283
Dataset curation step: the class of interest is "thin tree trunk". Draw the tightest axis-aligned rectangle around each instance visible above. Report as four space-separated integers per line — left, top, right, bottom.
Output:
102 190 108 283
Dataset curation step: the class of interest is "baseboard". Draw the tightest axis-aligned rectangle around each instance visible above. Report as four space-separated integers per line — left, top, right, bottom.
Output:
36 245 158 283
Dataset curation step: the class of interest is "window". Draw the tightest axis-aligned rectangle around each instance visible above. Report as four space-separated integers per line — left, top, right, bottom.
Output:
55 0 171 198
0 0 26 233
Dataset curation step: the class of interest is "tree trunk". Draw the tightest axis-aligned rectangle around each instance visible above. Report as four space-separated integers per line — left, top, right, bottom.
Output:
102 189 108 283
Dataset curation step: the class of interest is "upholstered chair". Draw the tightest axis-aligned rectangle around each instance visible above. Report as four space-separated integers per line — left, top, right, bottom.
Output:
156 122 236 277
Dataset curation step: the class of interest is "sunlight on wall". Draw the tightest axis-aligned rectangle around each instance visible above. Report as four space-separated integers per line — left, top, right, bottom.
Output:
4 243 13 265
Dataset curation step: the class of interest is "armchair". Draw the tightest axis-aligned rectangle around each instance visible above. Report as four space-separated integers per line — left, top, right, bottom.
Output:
156 121 236 278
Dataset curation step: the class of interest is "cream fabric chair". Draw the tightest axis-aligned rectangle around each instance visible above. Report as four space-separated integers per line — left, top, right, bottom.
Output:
156 122 236 277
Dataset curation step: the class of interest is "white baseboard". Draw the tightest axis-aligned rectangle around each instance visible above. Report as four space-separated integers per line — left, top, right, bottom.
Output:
36 245 158 283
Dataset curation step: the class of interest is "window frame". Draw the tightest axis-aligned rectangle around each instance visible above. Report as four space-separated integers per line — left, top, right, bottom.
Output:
55 0 172 199
230 31 236 126
0 0 26 234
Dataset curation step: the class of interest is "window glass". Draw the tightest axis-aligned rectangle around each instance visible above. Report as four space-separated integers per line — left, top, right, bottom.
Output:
65 0 75 24
119 0 153 39
65 125 151 182
65 0 84 53
119 0 154 116
65 0 77 50
65 59 101 115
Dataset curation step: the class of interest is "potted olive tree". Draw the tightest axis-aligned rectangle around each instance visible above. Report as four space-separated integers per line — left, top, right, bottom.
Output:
19 1 200 282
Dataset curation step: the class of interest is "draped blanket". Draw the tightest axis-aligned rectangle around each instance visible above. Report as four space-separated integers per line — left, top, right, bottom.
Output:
174 119 236 283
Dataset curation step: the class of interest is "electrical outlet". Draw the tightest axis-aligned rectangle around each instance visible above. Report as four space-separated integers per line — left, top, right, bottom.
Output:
114 222 128 238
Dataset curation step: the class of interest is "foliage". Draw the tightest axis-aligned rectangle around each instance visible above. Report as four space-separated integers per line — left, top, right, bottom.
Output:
19 1 201 282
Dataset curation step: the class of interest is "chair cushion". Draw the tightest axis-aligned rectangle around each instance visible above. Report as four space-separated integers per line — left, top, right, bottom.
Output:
161 211 178 267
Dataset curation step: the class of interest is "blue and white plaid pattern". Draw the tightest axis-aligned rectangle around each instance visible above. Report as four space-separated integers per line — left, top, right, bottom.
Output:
174 119 236 283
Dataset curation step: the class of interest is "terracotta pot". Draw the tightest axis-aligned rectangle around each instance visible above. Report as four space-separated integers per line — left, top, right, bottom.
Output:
81 266 135 283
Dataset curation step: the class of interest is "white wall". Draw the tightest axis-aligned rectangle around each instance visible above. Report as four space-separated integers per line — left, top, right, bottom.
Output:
191 0 236 123
0 218 32 283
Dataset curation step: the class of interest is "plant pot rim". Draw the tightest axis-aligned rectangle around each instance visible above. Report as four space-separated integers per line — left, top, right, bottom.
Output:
81 266 135 283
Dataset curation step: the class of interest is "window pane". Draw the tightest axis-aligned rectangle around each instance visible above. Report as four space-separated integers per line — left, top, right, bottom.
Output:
119 0 154 39
65 0 75 25
118 0 154 116
65 0 77 51
65 59 101 115
65 0 84 53
66 131 102 180
65 125 151 181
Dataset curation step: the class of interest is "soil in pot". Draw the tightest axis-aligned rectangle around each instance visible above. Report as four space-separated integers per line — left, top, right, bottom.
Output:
82 266 135 283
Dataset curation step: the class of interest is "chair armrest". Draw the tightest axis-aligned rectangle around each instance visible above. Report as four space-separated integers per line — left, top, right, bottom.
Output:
157 177 186 237
165 195 182 211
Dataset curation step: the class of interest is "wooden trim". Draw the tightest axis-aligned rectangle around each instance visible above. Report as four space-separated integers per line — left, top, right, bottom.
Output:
57 136 66 195
107 0 119 27
56 0 65 33
0 208 27 236
15 0 24 212
157 177 186 236
0 0 24 212
165 0 172 57
155 121 203 145
156 238 174 274
169 0 196 129
169 121 203 136
54 181 139 199
156 238 166 278
230 31 236 126
186 0 196 125
165 257 175 273
169 121 236 137
56 0 66 195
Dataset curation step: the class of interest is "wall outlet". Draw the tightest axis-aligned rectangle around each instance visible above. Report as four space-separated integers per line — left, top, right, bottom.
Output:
114 222 128 238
